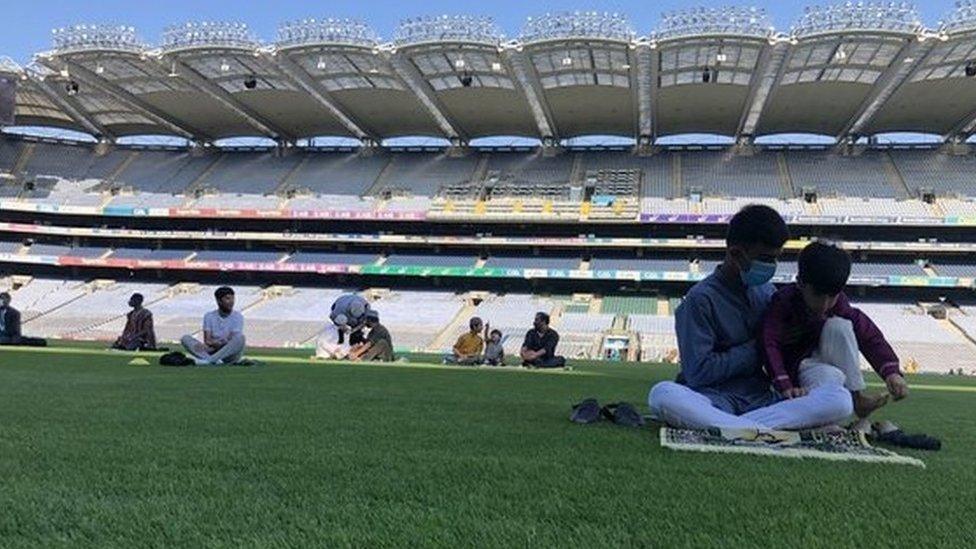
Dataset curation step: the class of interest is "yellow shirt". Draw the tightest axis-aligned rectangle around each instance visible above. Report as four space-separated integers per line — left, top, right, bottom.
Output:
454 332 484 356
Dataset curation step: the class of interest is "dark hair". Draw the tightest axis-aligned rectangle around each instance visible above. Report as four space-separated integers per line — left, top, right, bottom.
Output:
798 241 851 295
130 293 144 305
470 317 483 329
214 286 235 300
535 311 550 325
0 291 9 300
490 329 502 337
726 204 790 249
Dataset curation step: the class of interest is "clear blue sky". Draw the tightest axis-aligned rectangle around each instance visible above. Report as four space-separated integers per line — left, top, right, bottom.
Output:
1 0 964 64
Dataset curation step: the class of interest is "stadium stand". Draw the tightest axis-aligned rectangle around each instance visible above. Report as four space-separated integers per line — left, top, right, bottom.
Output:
786 151 901 199
3 278 88 322
191 250 285 263
381 153 479 196
285 152 388 197
148 285 264 343
855 303 975 373
589 256 689 272
109 248 193 261
556 313 614 358
890 150 976 197
485 255 581 270
243 287 345 348
383 253 476 268
627 314 678 362
286 251 380 265
682 151 782 198
196 152 299 195
369 290 464 351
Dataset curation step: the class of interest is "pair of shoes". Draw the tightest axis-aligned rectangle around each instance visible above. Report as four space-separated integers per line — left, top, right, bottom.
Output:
569 399 644 428
871 420 942 451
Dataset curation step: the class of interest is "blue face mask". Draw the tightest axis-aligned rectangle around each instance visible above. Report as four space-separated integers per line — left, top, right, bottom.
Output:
740 259 777 287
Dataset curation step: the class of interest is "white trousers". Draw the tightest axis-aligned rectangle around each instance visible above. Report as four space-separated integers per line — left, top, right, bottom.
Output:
315 335 350 360
181 333 246 364
648 317 864 430
800 317 866 392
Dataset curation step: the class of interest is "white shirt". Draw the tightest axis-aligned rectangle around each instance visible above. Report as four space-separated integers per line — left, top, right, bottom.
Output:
203 310 244 341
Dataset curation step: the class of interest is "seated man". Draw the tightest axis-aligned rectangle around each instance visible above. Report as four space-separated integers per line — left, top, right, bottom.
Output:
648 205 853 431
521 312 565 369
112 293 157 351
0 291 46 347
445 317 485 365
349 310 394 362
180 286 246 365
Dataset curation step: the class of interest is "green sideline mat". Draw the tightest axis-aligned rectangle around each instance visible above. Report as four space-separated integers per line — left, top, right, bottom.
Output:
660 427 925 468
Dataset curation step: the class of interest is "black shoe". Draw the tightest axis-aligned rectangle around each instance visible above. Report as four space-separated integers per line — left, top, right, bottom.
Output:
570 398 602 424
601 402 646 428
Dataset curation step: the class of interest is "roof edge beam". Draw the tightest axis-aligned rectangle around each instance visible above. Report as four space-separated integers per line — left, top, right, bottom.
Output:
266 50 379 142
501 43 557 141
736 37 791 142
838 33 939 142
383 47 465 141
158 56 296 142
633 39 656 143
39 56 208 140
32 76 113 140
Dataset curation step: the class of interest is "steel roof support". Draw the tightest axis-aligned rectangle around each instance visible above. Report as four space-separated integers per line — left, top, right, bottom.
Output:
735 37 791 142
267 50 379 142
38 56 208 140
501 44 558 143
155 55 296 142
838 33 938 142
383 47 466 142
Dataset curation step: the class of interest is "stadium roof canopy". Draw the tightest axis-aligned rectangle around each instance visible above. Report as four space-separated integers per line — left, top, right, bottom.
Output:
5 2 976 145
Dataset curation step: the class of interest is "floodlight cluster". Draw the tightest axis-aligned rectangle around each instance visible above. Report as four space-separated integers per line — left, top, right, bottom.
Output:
394 15 502 46
791 2 921 37
277 18 379 48
162 22 258 50
521 12 635 43
51 24 142 53
0 56 22 74
941 1 976 34
654 7 773 40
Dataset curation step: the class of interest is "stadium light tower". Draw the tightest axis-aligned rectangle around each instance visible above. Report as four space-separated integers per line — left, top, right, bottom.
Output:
790 2 922 37
161 21 260 51
653 6 774 40
275 18 380 48
520 11 636 43
941 0 976 34
393 15 502 46
50 24 144 53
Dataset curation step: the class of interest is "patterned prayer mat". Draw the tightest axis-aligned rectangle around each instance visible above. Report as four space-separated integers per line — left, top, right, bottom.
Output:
660 427 925 468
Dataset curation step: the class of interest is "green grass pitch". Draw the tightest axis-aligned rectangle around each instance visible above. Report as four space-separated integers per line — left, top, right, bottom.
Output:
0 344 974 547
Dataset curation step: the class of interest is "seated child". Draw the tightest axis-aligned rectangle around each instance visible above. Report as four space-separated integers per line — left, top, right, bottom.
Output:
484 329 505 366
761 241 909 418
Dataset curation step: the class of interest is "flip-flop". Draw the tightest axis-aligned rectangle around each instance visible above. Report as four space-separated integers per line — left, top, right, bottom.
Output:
601 402 646 428
570 398 602 424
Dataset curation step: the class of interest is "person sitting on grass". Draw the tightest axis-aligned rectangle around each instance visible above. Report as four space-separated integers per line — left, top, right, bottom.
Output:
648 205 853 431
446 317 485 365
314 321 351 360
349 310 394 362
762 241 909 418
112 293 157 351
0 291 46 347
484 329 505 366
180 286 246 366
521 312 565 369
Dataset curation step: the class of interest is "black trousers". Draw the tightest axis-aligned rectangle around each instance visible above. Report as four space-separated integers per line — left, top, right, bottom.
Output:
524 356 566 369
0 335 47 347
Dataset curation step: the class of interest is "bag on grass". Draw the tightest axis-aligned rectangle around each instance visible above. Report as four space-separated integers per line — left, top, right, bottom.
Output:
159 351 194 367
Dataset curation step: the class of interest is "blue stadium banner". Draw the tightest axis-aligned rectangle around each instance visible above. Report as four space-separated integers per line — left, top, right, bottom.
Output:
0 75 15 125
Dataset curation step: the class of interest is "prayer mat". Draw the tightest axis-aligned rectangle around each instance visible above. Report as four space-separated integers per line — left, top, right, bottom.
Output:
659 427 924 468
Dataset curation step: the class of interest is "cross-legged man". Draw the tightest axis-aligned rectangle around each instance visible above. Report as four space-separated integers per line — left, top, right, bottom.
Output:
647 205 854 431
113 293 157 351
180 286 246 366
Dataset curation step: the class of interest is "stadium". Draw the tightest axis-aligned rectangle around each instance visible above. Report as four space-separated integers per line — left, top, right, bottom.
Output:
0 2 974 546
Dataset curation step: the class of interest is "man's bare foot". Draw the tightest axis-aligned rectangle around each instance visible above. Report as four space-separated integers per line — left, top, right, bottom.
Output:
853 391 889 418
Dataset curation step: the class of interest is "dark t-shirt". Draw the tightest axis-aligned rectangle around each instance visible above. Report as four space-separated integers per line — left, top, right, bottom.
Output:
367 323 392 346
522 328 559 360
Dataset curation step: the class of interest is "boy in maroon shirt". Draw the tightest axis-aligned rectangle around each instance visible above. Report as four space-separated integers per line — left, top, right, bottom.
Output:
761 242 909 418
